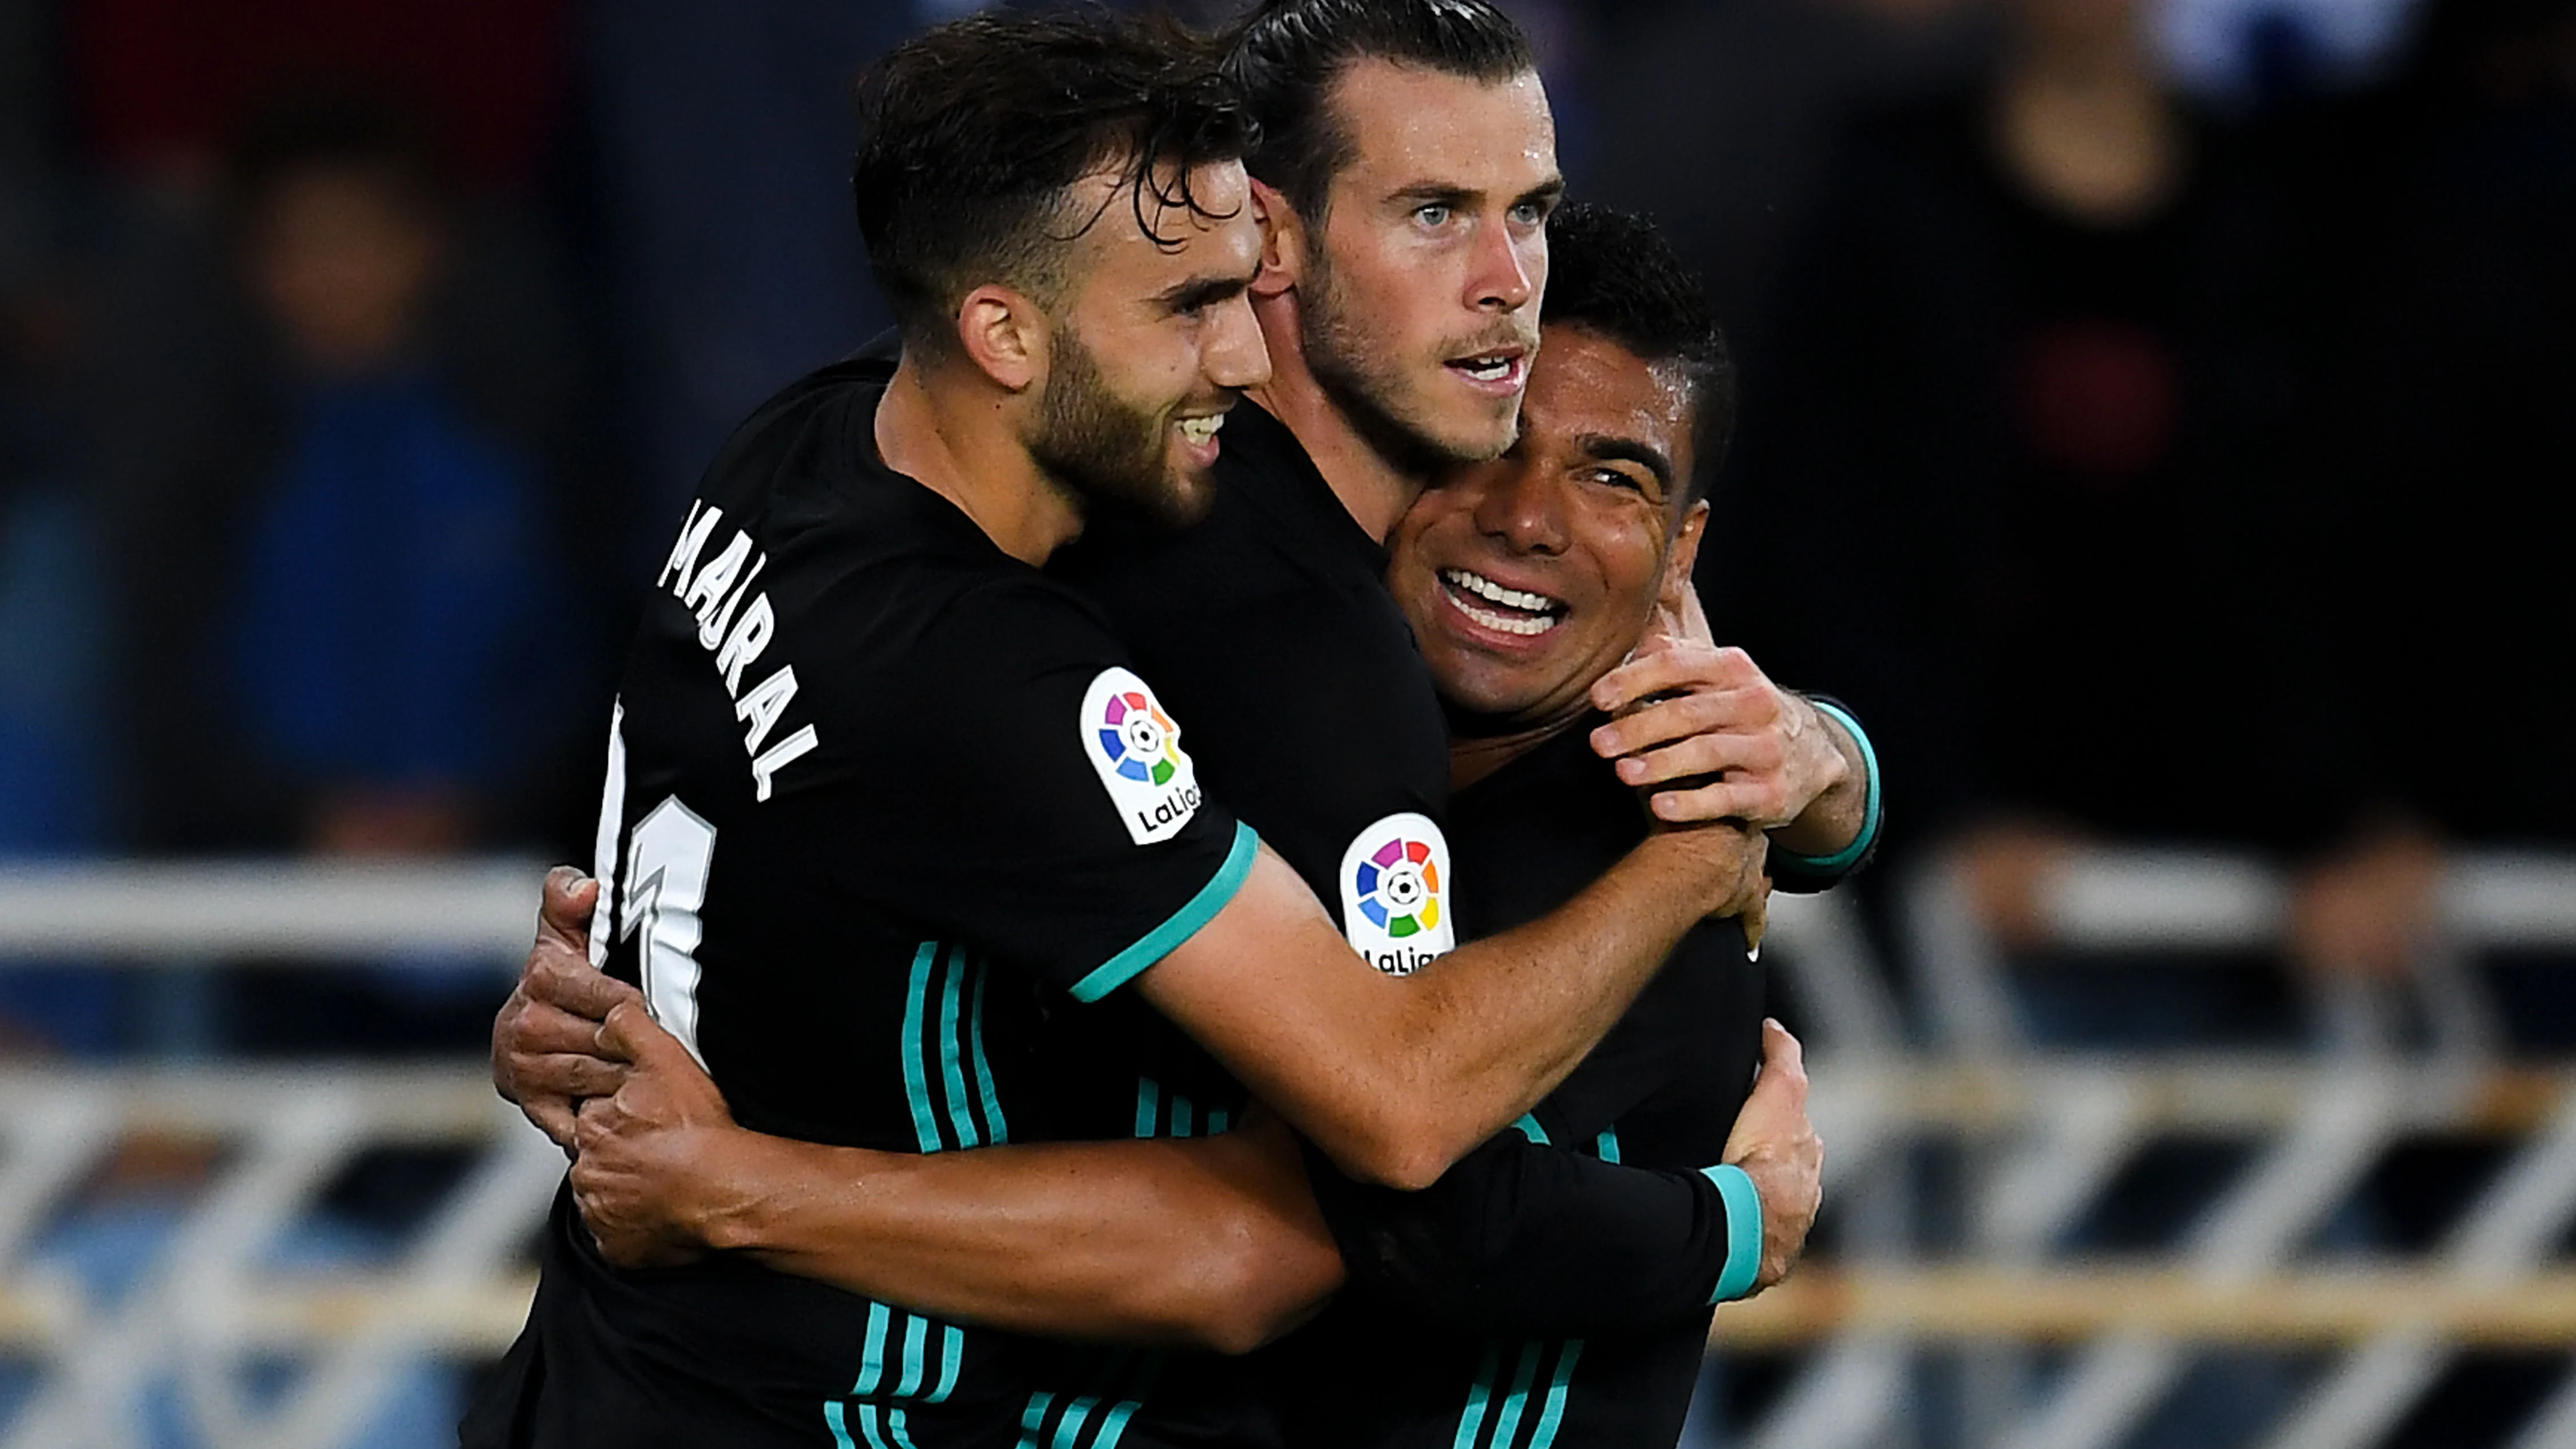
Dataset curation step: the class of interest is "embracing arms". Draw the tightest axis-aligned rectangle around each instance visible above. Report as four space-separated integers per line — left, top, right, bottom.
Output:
500 874 1820 1353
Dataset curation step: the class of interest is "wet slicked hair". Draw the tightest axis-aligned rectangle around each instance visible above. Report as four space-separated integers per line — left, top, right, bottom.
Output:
1541 203 1737 504
1221 0 1534 224
851 9 1254 356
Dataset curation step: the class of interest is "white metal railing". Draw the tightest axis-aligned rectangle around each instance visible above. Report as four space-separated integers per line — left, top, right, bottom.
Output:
0 1067 559 1449
0 859 546 961
1735 848 2576 1449
0 855 2571 1449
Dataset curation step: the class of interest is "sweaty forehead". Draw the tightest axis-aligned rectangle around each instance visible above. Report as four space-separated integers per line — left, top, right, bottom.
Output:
1327 60 1556 197
1524 329 1692 455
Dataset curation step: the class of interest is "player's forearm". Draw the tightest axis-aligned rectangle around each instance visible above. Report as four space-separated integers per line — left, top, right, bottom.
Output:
1309 1134 1748 1337
1142 842 1729 1192
693 1126 1342 1353
1364 830 1732 1185
1769 700 1871 862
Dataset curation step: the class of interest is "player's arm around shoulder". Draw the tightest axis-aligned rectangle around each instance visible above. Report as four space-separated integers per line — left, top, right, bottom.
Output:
1134 823 1752 1192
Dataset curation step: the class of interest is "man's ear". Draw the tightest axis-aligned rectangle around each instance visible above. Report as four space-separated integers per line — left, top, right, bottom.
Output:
1659 500 1710 612
955 285 1047 392
1249 178 1303 299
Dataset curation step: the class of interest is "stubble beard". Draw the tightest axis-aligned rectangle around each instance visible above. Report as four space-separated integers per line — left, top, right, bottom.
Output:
1300 247 1519 477
1028 325 1211 529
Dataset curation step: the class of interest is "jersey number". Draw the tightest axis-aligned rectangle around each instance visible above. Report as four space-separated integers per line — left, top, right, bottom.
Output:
621 797 716 1070
596 709 716 1069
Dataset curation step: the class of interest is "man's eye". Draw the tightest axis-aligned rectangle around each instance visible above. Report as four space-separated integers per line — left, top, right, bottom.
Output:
1591 468 1646 492
1415 203 1453 227
1511 200 1547 227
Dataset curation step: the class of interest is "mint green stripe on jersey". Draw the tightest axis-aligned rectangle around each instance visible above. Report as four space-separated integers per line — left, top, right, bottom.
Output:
1050 1395 1100 1449
901 944 943 1152
826 1402 856 1449
1525 1340 1585 1449
856 1403 894 1449
1594 1128 1620 1162
1016 1391 1057 1449
937 949 981 1150
1070 822 1259 1002
1485 1342 1546 1449
887 1408 923 1449
854 1301 891 1393
926 1324 962 1404
1703 1164 1764 1302
1511 1114 1550 1146
1091 1349 1164 1449
1133 1079 1161 1138
1091 1397 1145 1449
1452 1342 1503 1449
968 960 1007 1143
1172 1095 1195 1137
892 1312 929 1399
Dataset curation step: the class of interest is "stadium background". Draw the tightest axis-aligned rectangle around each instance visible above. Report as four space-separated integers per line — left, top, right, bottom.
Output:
0 0 2569 1444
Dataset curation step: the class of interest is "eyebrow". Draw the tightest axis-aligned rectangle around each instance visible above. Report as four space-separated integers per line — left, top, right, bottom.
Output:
1577 433 1674 492
1156 269 1255 313
1386 176 1567 214
1390 181 1477 210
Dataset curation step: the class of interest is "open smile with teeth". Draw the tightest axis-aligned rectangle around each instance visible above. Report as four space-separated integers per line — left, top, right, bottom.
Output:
1449 353 1525 385
1440 567 1565 637
1176 414 1226 446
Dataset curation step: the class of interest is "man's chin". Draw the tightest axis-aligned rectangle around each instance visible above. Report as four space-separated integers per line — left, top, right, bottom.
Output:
1426 656 1568 732
1159 464 1219 526
1413 399 1521 465
1437 685 1560 738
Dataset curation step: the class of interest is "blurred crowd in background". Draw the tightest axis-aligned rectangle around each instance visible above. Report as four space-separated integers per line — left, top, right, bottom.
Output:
0 0 2569 1054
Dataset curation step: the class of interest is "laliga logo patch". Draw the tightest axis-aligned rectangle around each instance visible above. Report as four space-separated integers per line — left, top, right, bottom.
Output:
1338 812 1456 975
1081 668 1203 845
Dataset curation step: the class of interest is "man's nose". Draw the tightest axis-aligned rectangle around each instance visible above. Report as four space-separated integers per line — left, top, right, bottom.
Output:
1204 295 1271 391
1472 464 1568 555
1467 217 1535 313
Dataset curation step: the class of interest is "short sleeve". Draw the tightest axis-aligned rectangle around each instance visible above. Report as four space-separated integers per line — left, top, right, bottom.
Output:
811 578 1255 1001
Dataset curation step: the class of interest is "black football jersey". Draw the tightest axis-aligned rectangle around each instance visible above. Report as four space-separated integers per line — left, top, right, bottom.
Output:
1054 398 1456 968
1283 718 1771 1449
464 357 1259 1449
1036 397 1461 1449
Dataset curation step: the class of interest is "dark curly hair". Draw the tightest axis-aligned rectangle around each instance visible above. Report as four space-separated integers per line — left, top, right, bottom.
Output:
1542 203 1737 501
1220 0 1533 225
851 9 1255 354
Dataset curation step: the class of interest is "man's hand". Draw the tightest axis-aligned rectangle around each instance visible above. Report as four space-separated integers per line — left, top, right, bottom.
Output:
492 867 641 1151
1721 1020 1823 1294
571 1000 739 1268
1700 824 1773 949
1586 641 1851 831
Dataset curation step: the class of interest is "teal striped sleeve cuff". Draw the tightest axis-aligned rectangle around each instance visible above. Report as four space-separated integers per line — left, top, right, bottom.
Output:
1068 822 1261 1003
1700 1164 1764 1304
1770 698 1881 876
